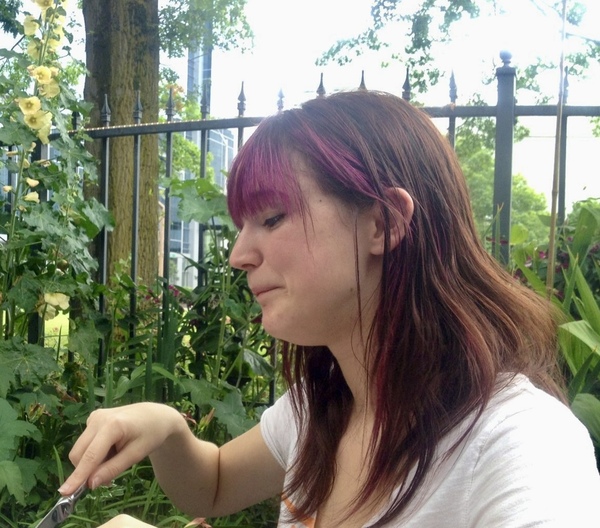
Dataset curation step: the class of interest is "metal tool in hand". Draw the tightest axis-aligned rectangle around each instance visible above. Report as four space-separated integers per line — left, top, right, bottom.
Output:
35 483 87 528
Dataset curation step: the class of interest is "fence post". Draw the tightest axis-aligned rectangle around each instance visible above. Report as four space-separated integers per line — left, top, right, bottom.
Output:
493 51 516 264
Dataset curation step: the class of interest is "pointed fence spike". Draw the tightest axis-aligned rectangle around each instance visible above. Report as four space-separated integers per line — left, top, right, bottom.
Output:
359 70 367 90
237 81 246 117
402 67 411 101
449 70 457 103
166 86 175 122
101 94 111 126
133 90 143 123
317 73 326 98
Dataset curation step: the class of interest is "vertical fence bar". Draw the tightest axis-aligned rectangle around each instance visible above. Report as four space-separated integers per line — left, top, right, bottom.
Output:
160 88 175 402
493 51 516 264
448 71 458 148
197 87 209 290
558 67 569 226
97 95 111 376
130 91 142 340
163 88 174 288
237 82 246 149
27 142 48 346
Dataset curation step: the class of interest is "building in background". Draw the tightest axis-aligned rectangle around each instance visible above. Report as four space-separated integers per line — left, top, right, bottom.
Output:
167 46 234 288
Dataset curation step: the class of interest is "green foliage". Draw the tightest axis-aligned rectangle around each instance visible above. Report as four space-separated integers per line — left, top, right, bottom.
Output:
454 113 549 243
512 199 600 464
0 0 22 37
318 0 596 97
159 0 253 58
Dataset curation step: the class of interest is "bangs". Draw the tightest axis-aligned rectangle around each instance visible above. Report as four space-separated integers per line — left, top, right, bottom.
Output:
226 119 305 228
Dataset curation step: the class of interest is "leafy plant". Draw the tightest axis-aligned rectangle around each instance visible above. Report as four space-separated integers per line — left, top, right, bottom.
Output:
512 200 600 466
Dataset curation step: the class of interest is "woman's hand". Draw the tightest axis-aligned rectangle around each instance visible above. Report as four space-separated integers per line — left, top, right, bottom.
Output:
59 402 187 495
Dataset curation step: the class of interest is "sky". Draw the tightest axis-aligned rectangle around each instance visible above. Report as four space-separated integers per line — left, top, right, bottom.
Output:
187 0 600 212
2 0 599 212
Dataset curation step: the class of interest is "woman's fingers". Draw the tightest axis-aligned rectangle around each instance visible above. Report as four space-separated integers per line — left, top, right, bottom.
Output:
60 407 151 494
60 403 181 496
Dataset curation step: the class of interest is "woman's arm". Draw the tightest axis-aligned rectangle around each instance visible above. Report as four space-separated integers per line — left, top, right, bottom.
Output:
60 402 285 519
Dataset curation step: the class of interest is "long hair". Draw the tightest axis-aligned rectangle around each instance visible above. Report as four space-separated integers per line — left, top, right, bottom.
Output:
226 90 564 526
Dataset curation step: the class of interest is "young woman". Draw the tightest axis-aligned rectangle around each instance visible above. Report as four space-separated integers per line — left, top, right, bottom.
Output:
60 90 600 527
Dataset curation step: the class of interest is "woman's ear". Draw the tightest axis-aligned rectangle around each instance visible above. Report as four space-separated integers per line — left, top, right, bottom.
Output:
370 187 414 256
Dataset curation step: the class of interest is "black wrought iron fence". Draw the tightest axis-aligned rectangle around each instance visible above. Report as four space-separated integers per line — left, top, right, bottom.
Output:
30 53 600 364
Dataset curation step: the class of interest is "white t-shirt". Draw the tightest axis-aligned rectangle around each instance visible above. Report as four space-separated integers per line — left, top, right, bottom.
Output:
260 375 600 527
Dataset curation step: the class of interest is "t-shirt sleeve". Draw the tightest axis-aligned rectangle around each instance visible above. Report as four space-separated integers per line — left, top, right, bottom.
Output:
467 390 600 527
260 390 298 471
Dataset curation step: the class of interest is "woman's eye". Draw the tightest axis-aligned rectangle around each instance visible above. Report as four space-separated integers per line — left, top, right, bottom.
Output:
263 214 285 228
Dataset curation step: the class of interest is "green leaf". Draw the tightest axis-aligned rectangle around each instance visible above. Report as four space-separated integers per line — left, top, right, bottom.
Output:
210 390 255 438
571 393 600 444
67 319 102 365
558 320 600 377
0 398 39 460
571 206 598 261
0 338 59 394
180 377 216 407
242 349 274 377
178 193 231 225
5 273 42 313
0 460 25 504
573 265 600 335
510 224 529 245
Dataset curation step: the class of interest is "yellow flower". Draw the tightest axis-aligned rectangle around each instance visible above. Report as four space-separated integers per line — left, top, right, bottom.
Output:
39 79 60 98
2 185 13 193
24 110 52 130
22 159 30 169
39 303 57 320
30 65 52 84
35 0 54 10
37 123 51 144
47 27 64 50
17 96 41 115
27 40 41 60
24 191 40 203
44 292 70 311
5 150 18 157
23 15 40 36
26 177 39 187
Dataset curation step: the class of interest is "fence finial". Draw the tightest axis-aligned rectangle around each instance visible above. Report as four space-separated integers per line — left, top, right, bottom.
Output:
359 70 367 90
166 86 175 122
237 82 246 117
317 73 326 98
449 70 457 103
133 90 143 124
101 94 111 127
402 67 411 101
499 50 512 67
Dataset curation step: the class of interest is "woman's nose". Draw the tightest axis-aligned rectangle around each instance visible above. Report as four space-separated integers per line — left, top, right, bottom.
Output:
229 228 261 271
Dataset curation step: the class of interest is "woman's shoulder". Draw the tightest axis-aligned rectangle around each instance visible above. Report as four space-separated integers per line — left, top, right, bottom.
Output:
458 375 600 526
481 374 585 438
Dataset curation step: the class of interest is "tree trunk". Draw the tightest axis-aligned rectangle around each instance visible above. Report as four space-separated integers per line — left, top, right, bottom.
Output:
82 0 160 285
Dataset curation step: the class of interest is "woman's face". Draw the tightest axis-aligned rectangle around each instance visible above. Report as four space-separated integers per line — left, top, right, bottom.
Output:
229 168 384 351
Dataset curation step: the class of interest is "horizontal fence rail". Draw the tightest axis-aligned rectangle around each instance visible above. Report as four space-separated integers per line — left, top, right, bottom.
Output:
36 53 600 374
